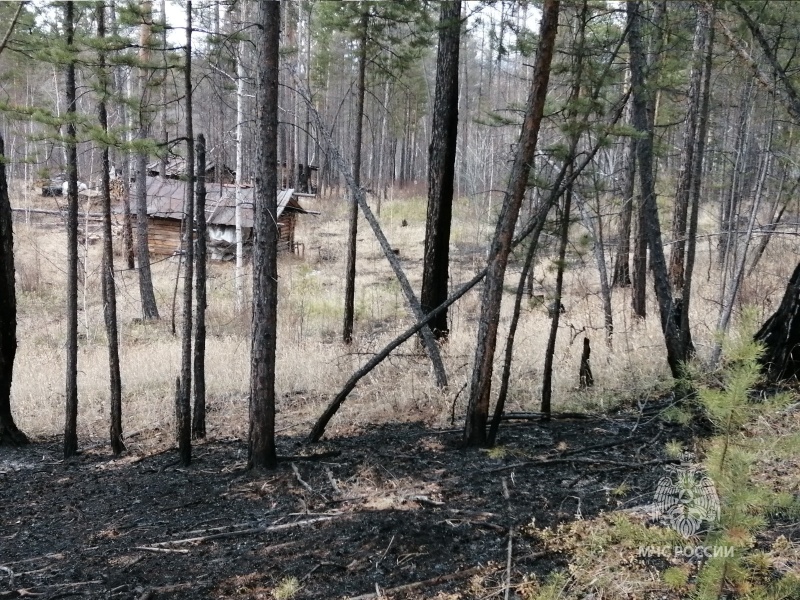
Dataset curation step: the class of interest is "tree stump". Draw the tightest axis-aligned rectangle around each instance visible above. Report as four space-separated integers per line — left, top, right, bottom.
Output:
579 337 594 389
754 261 800 382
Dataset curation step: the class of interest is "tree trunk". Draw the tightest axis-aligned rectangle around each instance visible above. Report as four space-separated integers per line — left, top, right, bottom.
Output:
541 168 573 415
136 0 160 320
421 0 461 341
463 0 559 447
0 133 28 446
304 100 449 388
176 1 194 466
613 136 635 288
755 261 800 382
64 1 79 459
631 189 647 318
159 0 168 179
192 134 207 440
113 4 135 271
628 0 685 377
342 11 368 345
579 338 594 389
234 0 246 314
679 1 715 357
668 3 707 292
98 3 124 456
250 0 280 469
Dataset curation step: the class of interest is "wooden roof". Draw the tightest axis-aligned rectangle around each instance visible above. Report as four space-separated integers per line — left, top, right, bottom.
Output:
133 177 315 228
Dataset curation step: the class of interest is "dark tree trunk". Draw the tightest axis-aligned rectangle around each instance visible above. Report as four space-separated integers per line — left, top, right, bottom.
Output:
250 0 280 469
421 0 461 341
755 261 800 383
342 11 368 345
628 0 685 377
679 1 715 357
176 1 194 466
64 1 79 459
192 134 207 440
464 0 559 447
541 169 573 415
613 137 635 288
579 337 594 389
0 134 28 446
631 192 647 318
136 0 160 320
668 2 707 293
98 3 125 456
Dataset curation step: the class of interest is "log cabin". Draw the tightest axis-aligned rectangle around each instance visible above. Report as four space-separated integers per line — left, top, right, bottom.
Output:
131 177 317 259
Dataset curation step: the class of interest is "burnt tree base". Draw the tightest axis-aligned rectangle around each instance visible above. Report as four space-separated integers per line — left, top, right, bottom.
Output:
579 337 594 389
0 418 29 446
754 261 800 383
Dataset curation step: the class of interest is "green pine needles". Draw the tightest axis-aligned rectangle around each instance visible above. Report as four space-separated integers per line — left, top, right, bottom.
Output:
692 312 800 599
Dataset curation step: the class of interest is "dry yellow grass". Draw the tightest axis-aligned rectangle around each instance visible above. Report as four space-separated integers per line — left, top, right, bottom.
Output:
7 182 793 445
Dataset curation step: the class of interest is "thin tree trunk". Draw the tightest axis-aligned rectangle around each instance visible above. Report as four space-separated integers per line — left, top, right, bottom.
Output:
613 136 635 288
113 2 135 271
176 1 194 466
628 0 684 376
159 0 168 178
249 0 280 469
542 3 587 414
98 3 124 456
342 11 368 345
192 134 207 440
679 1 715 357
488 169 568 445
576 179 613 343
541 168 573 415
747 173 793 277
421 0 461 341
0 133 28 446
464 0 559 447
710 121 771 367
668 3 707 292
136 0 160 320
234 0 246 314
305 100 448 388
64 1 79 459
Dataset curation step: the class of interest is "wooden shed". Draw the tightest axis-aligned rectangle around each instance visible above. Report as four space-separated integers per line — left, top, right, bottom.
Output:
132 177 316 259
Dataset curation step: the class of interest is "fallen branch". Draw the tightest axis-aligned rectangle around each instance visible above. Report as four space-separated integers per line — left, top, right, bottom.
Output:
485 457 675 473
347 565 487 600
0 580 101 599
146 516 337 547
306 95 448 389
133 546 190 554
308 270 486 442
504 528 513 600
137 582 195 600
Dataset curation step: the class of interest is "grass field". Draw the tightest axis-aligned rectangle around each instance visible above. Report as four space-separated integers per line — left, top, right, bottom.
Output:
7 180 795 447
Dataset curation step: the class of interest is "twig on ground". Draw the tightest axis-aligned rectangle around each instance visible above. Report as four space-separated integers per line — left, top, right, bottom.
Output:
136 582 195 600
504 528 513 600
0 581 102 599
325 467 342 495
147 516 337 547
376 534 395 570
347 565 487 600
486 457 675 473
291 463 315 493
133 546 190 554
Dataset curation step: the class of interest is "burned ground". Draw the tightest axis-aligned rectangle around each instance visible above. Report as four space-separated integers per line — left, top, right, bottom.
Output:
0 405 698 600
